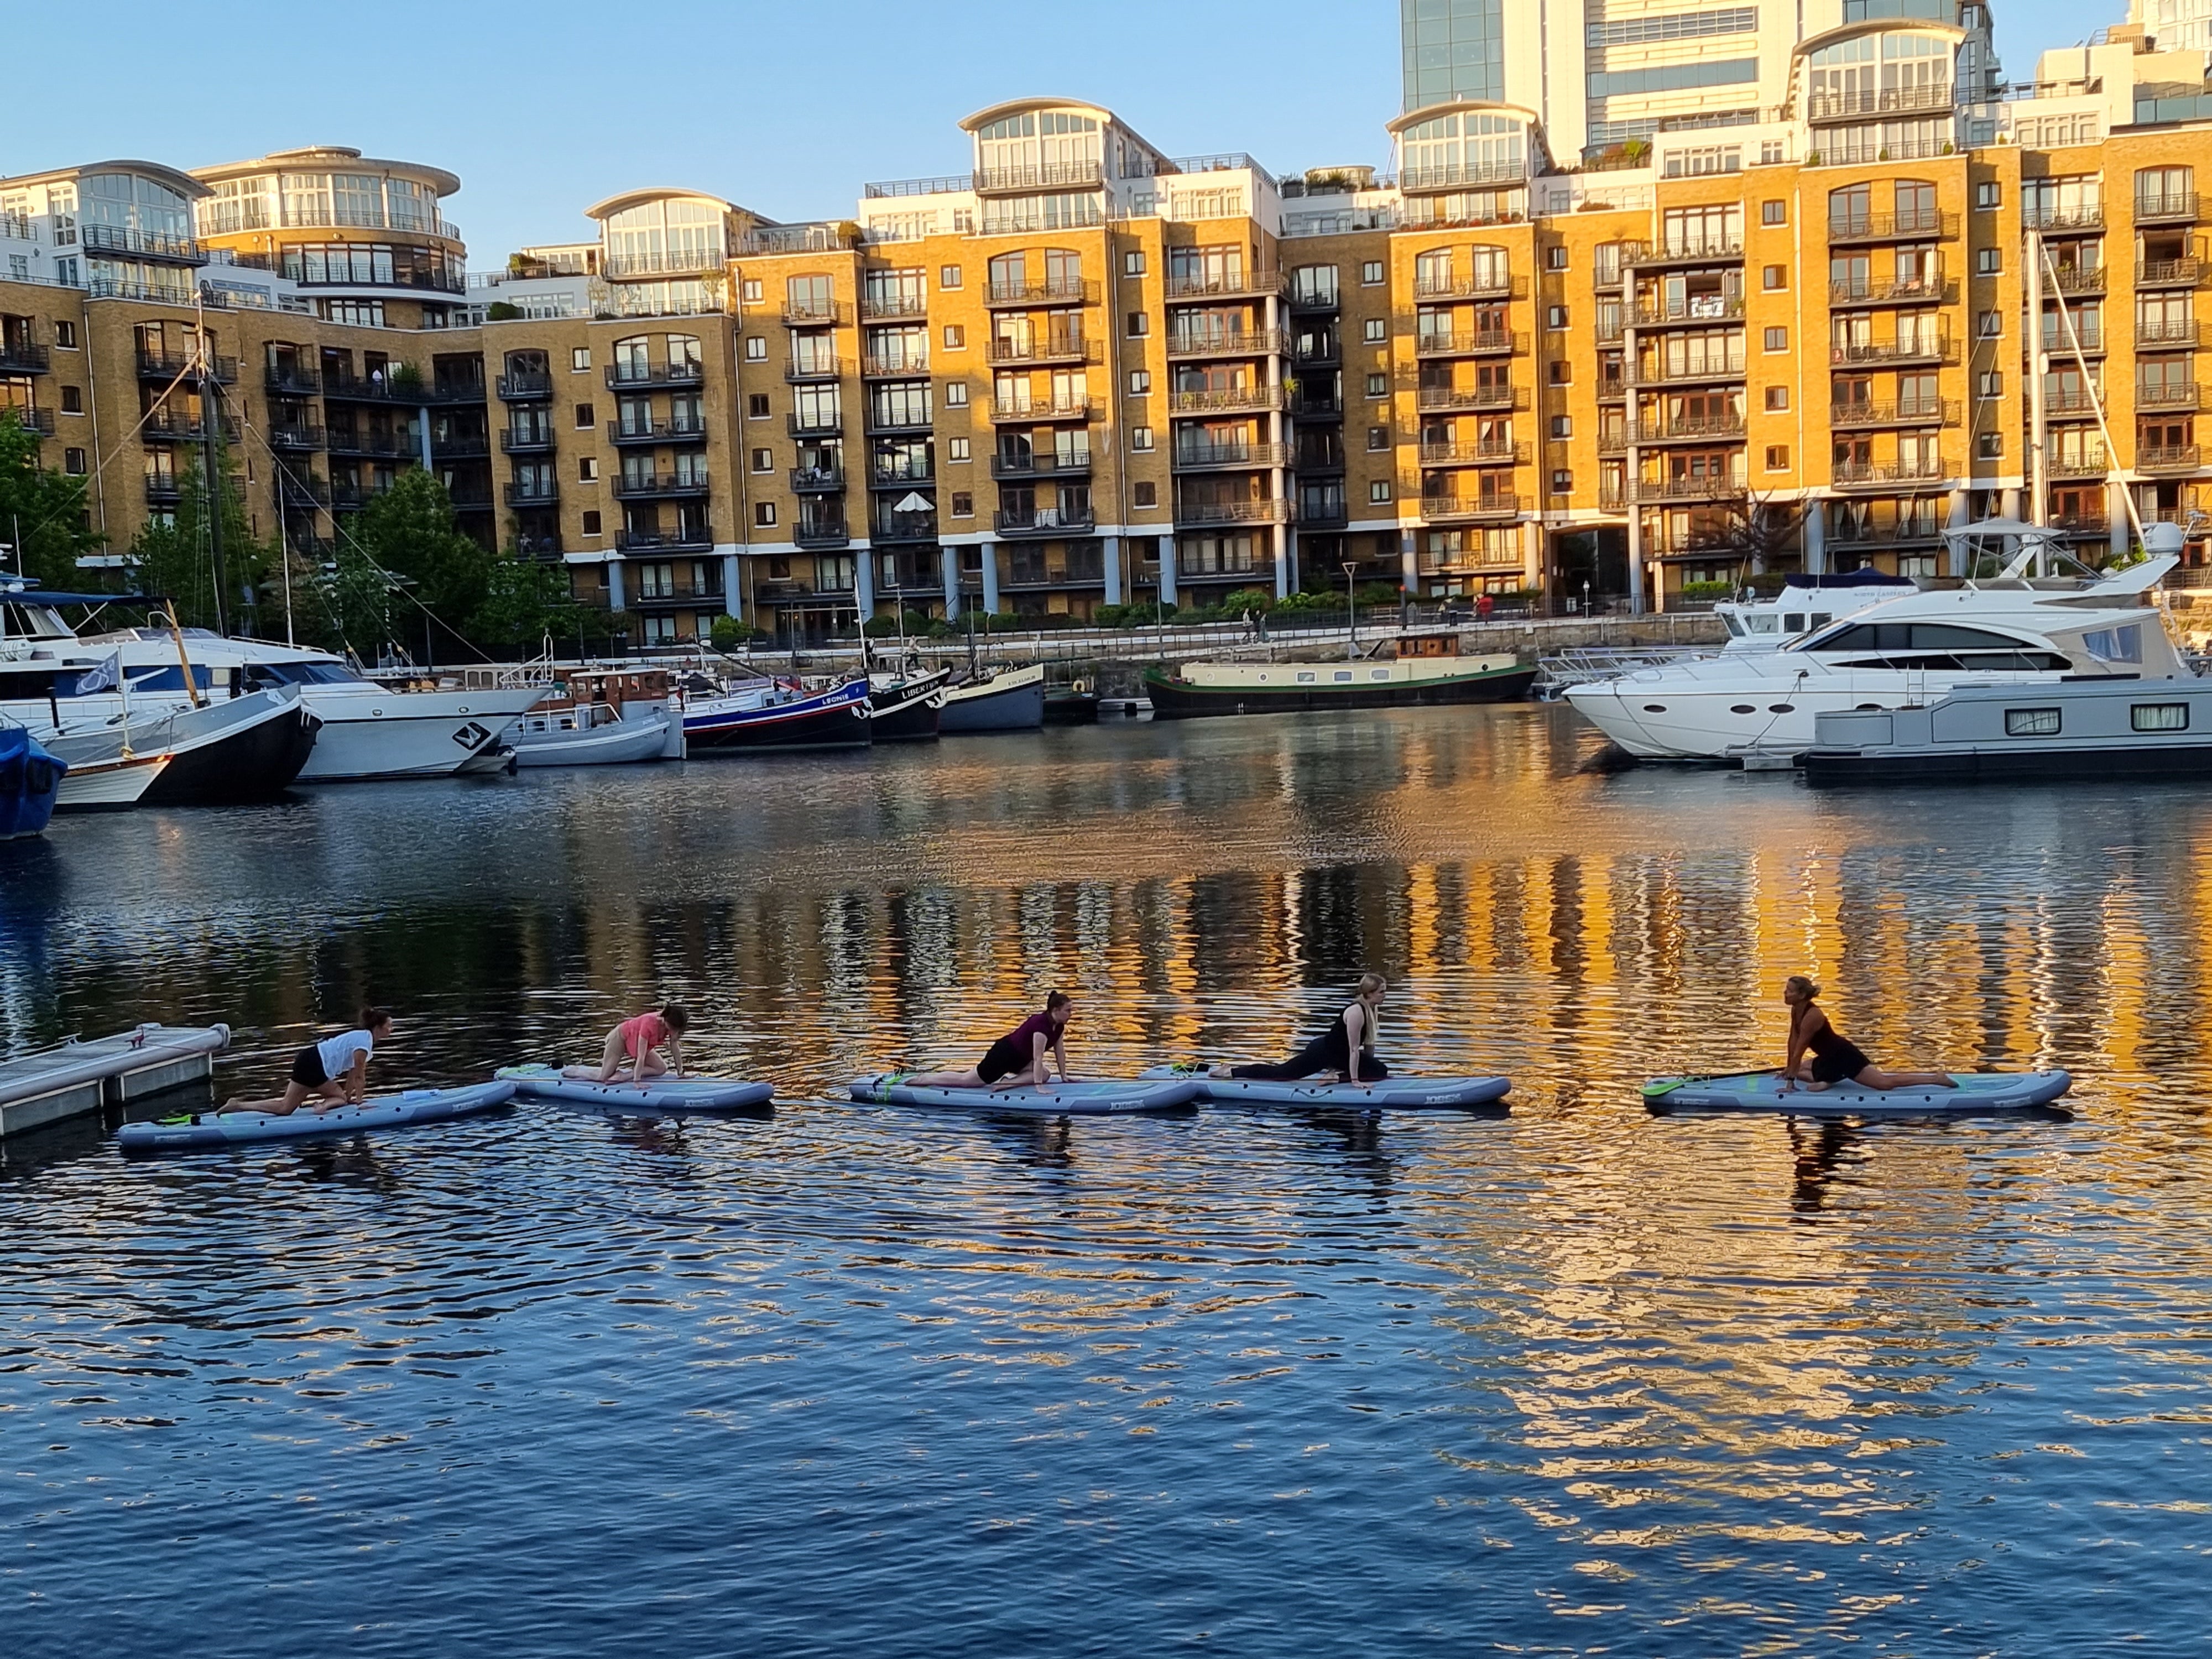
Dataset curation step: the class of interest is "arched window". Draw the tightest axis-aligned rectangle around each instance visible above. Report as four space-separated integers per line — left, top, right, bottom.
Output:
611 336 648 375
665 333 701 368
1415 248 1454 296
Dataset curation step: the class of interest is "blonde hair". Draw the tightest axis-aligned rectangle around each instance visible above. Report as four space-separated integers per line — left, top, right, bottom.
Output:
1353 973 1386 1052
1786 975 1820 1000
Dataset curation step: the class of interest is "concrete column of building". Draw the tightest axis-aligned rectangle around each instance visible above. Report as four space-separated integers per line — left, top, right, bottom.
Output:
853 542 875 622
1103 533 1123 605
723 552 742 620
1271 521 1291 599
607 557 627 613
1946 489 1970 527
1521 519 1542 591
416 404 432 471
1158 536 1178 607
1400 526 1420 592
2002 488 2023 520
2110 482 2131 562
940 545 961 614
980 541 1001 613
1803 502 1826 575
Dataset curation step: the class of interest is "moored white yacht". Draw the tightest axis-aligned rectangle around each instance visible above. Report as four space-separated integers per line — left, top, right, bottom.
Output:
1567 528 2189 762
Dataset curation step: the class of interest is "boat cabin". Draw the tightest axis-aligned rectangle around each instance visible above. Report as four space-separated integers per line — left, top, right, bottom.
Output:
1397 632 1463 659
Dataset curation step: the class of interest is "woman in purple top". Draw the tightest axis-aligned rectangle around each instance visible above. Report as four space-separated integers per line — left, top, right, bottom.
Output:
906 992 1076 1094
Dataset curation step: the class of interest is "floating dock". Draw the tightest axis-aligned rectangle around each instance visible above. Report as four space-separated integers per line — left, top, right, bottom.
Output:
0 1025 231 1136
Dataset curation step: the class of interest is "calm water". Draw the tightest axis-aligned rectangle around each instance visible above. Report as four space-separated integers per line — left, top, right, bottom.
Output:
4 705 2210 1656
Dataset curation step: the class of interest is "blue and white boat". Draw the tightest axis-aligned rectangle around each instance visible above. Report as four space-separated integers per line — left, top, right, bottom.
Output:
0 723 65 838
683 677 871 753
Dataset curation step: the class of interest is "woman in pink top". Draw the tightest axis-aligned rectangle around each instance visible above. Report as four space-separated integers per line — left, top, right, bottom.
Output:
570 1003 690 1084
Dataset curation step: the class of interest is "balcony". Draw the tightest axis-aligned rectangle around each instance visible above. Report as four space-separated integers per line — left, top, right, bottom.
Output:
503 426 557 454
860 290 930 322
1827 211 1960 244
1171 441 1288 471
2046 386 2105 416
1829 337 1957 368
1806 84 1954 122
785 355 843 383
2136 317 2205 348
1827 277 1957 307
141 410 241 443
872 510 937 543
2137 382 2201 411
602 249 726 280
325 429 414 459
2136 193 2199 225
1291 338 1342 367
1620 415 1747 446
781 296 847 327
1419 440 1529 467
1173 557 1269 583
1165 384 1283 415
1299 495 1349 528
1164 270 1285 301
0 339 49 374
2 408 56 436
1829 398 1960 429
2048 449 2110 477
792 513 851 549
989 395 1097 422
2138 444 2203 472
862 352 931 378
281 475 332 508
974 160 1105 195
1622 237 1745 268
789 410 846 438
498 371 554 400
2138 258 2203 288
1400 158 1528 192
863 404 931 435
984 278 1097 309
2043 325 2107 356
1414 272 1526 302
2048 266 2105 297
605 362 705 390
81 222 201 263
265 363 321 395
1415 328 1525 356
1173 498 1290 526
1630 475 1743 503
431 431 491 458
1165 328 1284 359
136 351 238 384
504 480 560 507
984 336 1096 368
991 451 1093 480
1632 299 1745 328
1630 356 1749 386
1291 392 1344 418
871 459 937 488
1420 492 1522 522
616 528 715 554
322 372 433 403
2051 511 2110 535
425 379 487 405
613 472 711 500
447 484 493 512
1286 285 1344 312
791 466 846 493
1415 383 1527 411
1832 458 1950 489
144 475 184 508
2022 205 2105 233
995 506 1097 536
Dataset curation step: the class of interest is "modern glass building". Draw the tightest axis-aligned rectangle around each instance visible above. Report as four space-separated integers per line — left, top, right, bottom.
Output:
1401 0 1506 111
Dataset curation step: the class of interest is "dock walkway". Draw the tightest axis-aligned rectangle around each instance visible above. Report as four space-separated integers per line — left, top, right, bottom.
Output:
0 1025 231 1137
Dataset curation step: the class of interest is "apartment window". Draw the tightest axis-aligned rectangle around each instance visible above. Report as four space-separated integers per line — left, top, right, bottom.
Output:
60 387 81 413
742 279 763 304
951 491 973 516
1976 248 2001 275
945 382 969 406
1367 425 1390 451
755 501 777 526
1130 425 1154 451
1549 415 1572 439
1129 370 1151 394
1363 318 1386 343
571 347 591 371
1760 140 1786 165
948 436 971 461
1551 468 1572 494
1127 311 1149 337
575 403 594 429
1369 480 1392 503
1363 261 1384 285
1975 181 2002 210
1133 481 1157 506
1764 327 1788 353
1124 251 1146 275
54 322 76 349
64 447 86 474
940 265 962 289
752 447 773 472
1547 305 1568 330
1366 372 1388 398
748 393 770 418
581 509 602 535
1978 371 2003 399
578 456 597 482
1546 246 1569 271
1979 310 2003 338
1548 360 1571 384
745 336 768 361
1762 200 1787 226
1765 386 1788 410
1762 264 1786 290
1978 431 2004 458
1766 445 1789 469
942 325 964 349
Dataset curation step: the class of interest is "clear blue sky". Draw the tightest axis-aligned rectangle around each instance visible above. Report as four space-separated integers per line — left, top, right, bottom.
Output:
0 0 2118 267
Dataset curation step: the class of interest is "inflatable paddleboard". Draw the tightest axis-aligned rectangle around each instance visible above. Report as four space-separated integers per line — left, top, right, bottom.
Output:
1142 1064 1511 1109
849 1073 1201 1115
498 1065 774 1112
117 1080 517 1153
1642 1069 2072 1114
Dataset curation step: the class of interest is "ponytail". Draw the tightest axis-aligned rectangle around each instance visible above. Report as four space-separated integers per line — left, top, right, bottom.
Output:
660 1002 691 1034
1786 975 1820 1000
359 1004 393 1032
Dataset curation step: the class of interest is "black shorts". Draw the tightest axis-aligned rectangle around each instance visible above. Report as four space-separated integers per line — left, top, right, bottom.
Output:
977 1038 1026 1084
1810 1042 1870 1085
288 1046 330 1089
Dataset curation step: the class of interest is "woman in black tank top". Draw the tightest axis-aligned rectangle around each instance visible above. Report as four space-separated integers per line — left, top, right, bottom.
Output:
1780 976 1957 1094
1214 974 1391 1084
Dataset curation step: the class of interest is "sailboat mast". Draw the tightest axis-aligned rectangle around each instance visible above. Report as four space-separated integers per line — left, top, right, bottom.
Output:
2027 225 2048 535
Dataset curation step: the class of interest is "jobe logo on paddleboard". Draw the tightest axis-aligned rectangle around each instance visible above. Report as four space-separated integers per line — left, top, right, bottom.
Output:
452 721 493 749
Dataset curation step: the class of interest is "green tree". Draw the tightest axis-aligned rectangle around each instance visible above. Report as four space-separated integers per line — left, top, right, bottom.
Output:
125 439 272 632
0 411 103 590
473 550 583 653
351 469 493 656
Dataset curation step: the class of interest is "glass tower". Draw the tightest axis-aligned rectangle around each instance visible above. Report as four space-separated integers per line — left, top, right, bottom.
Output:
1401 0 1507 111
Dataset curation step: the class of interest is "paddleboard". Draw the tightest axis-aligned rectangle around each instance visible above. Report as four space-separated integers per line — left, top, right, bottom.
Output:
849 1073 1201 1115
118 1080 517 1152
498 1065 773 1112
1143 1064 1511 1109
1642 1069 2073 1114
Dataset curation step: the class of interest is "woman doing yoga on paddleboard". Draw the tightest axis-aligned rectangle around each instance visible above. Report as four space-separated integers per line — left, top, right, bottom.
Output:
1778 975 1956 1094
224 1006 393 1115
904 992 1076 1094
1213 974 1391 1085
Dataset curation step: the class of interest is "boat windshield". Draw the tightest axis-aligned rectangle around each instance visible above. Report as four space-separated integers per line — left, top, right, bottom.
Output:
243 661 369 688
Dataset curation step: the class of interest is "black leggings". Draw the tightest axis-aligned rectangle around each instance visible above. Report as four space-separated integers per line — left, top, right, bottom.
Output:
1230 1041 1388 1083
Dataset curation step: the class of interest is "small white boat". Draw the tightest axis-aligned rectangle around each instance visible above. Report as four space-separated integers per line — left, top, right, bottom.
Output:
513 704 675 767
43 688 320 810
939 662 1046 733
